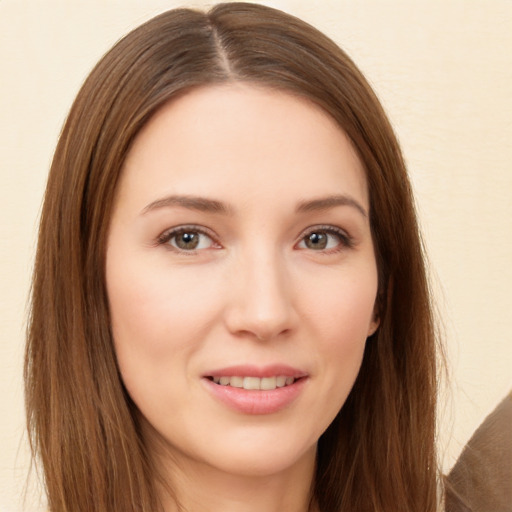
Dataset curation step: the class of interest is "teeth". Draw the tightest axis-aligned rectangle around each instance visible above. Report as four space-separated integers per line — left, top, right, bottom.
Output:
276 376 287 387
260 377 276 390
211 376 297 390
230 376 244 388
243 377 261 390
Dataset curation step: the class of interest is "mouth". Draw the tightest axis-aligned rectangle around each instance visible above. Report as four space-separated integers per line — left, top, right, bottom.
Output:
202 365 308 414
207 375 300 390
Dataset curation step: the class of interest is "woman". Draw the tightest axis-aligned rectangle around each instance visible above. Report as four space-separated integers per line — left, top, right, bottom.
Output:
25 3 440 511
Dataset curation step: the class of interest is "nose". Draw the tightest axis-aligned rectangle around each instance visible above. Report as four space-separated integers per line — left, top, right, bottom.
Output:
224 248 297 341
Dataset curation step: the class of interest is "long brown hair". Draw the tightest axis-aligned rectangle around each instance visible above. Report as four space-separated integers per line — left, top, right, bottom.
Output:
25 3 440 511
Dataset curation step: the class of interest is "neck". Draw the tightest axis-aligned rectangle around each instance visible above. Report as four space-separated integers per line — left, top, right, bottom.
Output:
155 445 318 512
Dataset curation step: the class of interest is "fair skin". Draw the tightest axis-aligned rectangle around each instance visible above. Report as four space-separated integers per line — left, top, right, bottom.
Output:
106 84 379 512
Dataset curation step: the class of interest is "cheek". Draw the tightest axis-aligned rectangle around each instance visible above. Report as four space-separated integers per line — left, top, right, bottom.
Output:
106 262 224 430
305 264 378 341
302 265 377 401
108 259 218 349
105 255 220 398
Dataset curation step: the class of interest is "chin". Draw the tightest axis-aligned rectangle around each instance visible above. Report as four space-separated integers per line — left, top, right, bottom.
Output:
194 432 318 478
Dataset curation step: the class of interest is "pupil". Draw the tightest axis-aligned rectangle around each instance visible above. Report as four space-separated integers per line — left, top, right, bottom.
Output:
177 232 199 249
307 232 327 249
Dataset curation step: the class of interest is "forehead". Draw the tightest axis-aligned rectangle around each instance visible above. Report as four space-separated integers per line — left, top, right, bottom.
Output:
118 83 368 213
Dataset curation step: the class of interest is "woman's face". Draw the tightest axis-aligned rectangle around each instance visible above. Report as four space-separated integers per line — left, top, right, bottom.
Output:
106 84 379 478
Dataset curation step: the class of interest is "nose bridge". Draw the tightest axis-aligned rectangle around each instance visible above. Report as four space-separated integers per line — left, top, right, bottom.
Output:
225 242 295 340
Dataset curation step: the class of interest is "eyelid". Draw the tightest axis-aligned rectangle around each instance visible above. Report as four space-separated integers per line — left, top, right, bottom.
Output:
154 223 353 253
156 224 221 252
295 224 354 251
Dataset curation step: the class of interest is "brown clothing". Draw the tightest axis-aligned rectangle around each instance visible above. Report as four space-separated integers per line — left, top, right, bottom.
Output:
445 391 512 512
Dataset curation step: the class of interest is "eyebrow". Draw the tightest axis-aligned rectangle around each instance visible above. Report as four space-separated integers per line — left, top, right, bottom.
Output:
141 193 368 218
141 195 233 215
296 195 368 218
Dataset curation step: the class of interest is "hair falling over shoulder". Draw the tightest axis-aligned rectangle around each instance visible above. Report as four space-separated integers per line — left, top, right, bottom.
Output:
25 3 442 511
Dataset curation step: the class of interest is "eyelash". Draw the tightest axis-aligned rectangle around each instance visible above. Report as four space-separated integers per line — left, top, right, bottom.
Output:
297 225 354 253
156 225 354 253
157 225 219 253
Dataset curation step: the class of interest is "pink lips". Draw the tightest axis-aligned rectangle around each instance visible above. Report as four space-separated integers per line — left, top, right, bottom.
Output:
202 364 308 415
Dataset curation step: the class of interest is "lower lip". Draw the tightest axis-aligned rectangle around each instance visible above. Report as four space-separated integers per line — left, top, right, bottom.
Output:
202 378 307 415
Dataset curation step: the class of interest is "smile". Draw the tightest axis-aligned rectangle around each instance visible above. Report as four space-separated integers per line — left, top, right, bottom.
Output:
209 376 296 390
202 365 308 414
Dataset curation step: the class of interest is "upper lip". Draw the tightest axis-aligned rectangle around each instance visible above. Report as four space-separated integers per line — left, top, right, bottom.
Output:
203 364 308 379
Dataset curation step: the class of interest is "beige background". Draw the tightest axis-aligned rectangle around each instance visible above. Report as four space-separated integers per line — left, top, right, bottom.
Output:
1 1 511 510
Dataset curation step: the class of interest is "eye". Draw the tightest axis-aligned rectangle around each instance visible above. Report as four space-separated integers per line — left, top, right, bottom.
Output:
297 227 352 252
158 227 218 252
